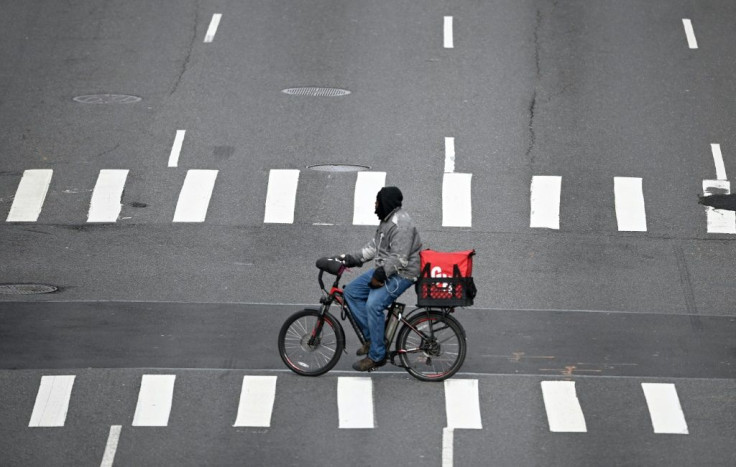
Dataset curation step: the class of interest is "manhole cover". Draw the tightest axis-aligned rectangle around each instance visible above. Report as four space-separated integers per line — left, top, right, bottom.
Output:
282 87 351 97
73 94 142 104
307 164 369 172
0 284 58 295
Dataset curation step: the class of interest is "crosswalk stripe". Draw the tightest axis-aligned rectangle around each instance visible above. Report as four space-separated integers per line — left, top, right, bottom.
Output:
132 375 176 426
6 169 53 222
614 177 647 231
641 383 689 434
88 170 129 223
442 173 472 227
444 379 482 429
337 377 374 429
233 376 277 427
530 175 561 229
29 375 75 427
702 180 736 234
353 171 385 225
172 170 219 222
541 381 587 432
264 169 299 224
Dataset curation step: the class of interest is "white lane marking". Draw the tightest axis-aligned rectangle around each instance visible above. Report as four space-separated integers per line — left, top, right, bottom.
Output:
167 130 186 168
442 379 481 467
711 144 727 180
442 173 472 227
100 425 122 467
614 177 647 231
29 375 76 427
6 169 53 222
444 16 454 48
353 171 386 225
204 14 222 43
444 137 455 173
641 383 689 434
132 375 176 426
337 377 374 429
444 379 482 429
87 170 128 223
703 180 736 234
233 376 277 427
530 175 561 229
682 19 698 49
442 427 454 467
541 381 587 432
172 169 218 222
264 169 299 224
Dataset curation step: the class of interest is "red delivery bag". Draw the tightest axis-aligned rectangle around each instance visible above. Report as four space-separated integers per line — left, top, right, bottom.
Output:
416 249 476 307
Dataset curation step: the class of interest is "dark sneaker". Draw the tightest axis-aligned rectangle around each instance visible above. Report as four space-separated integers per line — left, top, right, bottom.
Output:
356 340 371 356
352 357 387 372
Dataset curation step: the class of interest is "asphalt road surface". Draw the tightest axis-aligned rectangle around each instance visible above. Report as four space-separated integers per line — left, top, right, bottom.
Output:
0 1 734 466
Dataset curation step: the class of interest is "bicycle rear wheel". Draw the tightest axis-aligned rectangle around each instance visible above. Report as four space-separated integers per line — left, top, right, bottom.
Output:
395 310 466 382
278 308 345 376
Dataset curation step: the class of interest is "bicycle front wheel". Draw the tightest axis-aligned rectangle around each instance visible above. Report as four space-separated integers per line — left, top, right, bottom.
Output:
396 310 466 382
278 308 345 376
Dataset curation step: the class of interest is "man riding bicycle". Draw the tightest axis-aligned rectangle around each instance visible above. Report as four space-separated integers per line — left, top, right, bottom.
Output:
339 186 422 372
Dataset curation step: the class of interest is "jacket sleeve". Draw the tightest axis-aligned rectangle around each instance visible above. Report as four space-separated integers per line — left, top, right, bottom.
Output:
350 237 377 264
381 220 416 278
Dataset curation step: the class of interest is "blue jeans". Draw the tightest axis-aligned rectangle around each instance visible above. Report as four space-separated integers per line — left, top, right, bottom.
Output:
343 268 414 362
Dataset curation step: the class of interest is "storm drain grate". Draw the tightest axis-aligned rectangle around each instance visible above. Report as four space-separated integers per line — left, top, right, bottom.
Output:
0 283 58 295
282 87 351 97
307 164 369 172
73 94 142 104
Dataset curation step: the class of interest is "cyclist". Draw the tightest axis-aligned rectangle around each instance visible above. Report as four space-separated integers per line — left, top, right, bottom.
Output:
339 186 422 371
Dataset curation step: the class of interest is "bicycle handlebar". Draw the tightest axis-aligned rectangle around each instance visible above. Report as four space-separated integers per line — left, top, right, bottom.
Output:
315 256 347 291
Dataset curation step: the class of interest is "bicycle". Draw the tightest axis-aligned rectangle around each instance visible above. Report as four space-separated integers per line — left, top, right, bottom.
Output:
277 257 468 382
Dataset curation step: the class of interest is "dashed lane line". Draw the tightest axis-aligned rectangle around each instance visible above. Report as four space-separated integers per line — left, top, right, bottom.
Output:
100 425 122 467
167 130 186 168
204 14 222 43
682 19 698 49
711 144 727 180
444 16 454 49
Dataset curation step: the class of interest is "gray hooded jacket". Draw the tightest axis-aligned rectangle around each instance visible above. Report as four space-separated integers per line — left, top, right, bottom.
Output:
351 207 422 280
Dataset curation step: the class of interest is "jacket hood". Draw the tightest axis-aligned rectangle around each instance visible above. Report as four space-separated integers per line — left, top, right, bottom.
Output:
375 186 403 220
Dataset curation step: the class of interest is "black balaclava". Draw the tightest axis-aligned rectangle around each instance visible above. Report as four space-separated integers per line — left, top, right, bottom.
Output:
375 186 403 221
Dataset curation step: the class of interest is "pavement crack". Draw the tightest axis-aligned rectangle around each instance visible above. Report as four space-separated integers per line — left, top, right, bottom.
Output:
674 244 702 331
169 1 200 97
525 8 542 167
